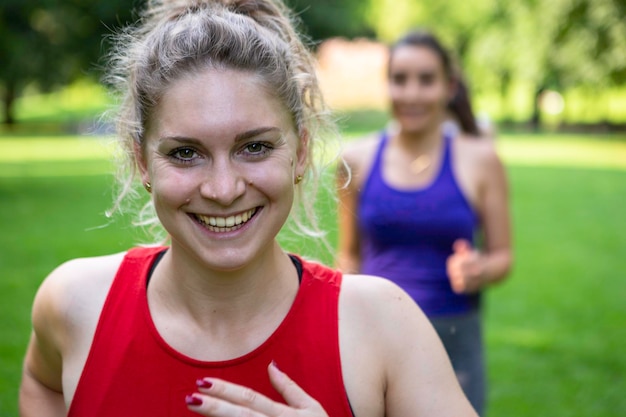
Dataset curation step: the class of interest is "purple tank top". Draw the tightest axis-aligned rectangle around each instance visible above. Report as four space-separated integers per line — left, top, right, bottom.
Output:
358 132 480 316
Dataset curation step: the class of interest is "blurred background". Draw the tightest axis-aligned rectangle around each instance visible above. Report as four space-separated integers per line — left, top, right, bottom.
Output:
1 1 624 416
2 0 626 129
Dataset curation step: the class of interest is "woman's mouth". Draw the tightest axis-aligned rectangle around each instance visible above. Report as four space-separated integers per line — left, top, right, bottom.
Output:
193 207 258 233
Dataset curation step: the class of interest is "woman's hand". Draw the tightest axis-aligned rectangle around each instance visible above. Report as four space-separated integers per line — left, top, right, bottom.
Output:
186 362 329 417
446 239 485 294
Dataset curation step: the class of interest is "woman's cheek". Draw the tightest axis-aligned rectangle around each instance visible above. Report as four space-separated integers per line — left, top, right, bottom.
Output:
154 168 202 201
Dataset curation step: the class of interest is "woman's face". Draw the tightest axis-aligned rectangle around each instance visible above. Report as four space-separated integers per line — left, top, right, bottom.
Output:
388 45 452 135
139 68 306 271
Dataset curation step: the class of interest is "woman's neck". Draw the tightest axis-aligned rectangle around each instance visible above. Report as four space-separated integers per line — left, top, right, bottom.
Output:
149 242 299 328
394 122 443 155
145 242 301 360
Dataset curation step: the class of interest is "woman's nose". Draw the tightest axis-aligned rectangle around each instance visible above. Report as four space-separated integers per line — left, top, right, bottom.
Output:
199 158 246 206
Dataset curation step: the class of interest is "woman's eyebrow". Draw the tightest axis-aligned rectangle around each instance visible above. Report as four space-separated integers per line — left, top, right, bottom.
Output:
157 127 282 145
234 127 281 142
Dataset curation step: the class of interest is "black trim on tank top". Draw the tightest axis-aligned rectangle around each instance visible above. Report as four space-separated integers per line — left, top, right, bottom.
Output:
147 250 303 285
288 254 303 284
146 249 167 286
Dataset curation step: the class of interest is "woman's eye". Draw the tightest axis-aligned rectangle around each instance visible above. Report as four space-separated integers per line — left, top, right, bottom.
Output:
246 143 264 153
419 72 437 86
242 142 272 158
391 73 407 85
168 147 198 163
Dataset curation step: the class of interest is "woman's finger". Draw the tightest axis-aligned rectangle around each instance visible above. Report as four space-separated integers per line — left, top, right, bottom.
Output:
186 366 328 417
188 377 280 416
268 362 327 414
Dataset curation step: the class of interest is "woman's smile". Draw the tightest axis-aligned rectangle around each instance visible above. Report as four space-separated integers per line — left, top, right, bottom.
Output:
191 207 259 233
141 67 304 271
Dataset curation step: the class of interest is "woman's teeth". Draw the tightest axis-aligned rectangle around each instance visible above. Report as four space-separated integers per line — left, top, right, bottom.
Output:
195 208 257 231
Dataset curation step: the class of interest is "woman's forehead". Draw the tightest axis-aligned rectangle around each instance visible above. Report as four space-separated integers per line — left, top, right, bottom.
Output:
389 46 446 76
148 68 296 141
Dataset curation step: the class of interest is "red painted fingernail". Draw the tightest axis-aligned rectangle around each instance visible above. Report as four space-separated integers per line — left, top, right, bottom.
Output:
196 379 213 389
185 395 203 406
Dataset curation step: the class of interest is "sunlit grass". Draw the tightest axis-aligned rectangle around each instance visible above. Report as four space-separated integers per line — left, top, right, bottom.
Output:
495 135 626 170
0 136 117 177
13 79 112 123
0 136 115 162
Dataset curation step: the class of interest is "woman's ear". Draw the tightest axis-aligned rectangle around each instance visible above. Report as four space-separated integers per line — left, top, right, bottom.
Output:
134 140 150 185
295 128 309 174
447 77 459 105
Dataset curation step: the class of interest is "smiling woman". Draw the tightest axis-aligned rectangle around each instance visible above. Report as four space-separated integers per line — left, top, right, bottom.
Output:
140 68 303 271
336 30 512 415
18 2 478 417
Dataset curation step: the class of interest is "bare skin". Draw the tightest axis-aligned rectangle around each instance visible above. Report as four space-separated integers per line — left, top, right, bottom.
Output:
20 250 476 417
20 67 477 417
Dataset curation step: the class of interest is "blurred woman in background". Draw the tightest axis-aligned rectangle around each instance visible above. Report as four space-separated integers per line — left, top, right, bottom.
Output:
337 30 513 415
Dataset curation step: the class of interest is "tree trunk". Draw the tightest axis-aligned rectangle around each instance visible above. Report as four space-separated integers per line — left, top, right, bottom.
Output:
530 86 546 131
499 70 511 121
3 82 16 125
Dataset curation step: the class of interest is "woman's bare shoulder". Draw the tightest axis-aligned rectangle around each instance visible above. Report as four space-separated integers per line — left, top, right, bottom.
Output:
340 133 381 170
338 133 382 191
340 273 427 330
455 134 506 181
40 252 126 293
455 134 501 162
32 252 127 332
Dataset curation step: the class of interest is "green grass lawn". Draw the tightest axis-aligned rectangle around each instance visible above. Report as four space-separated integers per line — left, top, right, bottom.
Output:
1 130 625 416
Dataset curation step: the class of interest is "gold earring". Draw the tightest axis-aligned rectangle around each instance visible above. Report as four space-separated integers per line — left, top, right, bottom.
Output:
295 175 303 184
144 182 152 193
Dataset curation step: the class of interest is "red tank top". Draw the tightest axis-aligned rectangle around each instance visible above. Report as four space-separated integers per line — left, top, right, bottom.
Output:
68 247 353 416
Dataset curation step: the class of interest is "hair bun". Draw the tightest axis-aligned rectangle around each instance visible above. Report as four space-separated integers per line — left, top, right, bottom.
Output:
144 0 286 23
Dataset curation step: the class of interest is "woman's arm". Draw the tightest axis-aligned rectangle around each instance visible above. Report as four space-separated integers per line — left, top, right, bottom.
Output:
447 144 513 293
340 275 479 417
19 271 68 417
335 153 362 274
20 336 66 417
19 254 120 416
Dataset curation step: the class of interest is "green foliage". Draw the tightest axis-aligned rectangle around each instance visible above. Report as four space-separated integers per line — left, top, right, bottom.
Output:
1 131 625 416
2 0 626 125
364 0 626 123
365 0 425 41
0 0 140 123
285 0 372 41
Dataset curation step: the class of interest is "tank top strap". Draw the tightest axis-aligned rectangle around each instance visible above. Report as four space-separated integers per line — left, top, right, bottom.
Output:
438 132 455 183
360 131 388 198
378 130 389 153
439 132 478 222
371 131 389 175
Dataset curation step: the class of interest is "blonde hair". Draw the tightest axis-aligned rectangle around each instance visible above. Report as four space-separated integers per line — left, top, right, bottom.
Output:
105 0 336 248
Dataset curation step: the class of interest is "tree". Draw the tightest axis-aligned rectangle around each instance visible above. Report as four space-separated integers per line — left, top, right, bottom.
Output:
285 0 372 42
0 0 139 125
465 0 626 125
362 0 626 125
4 0 624 126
